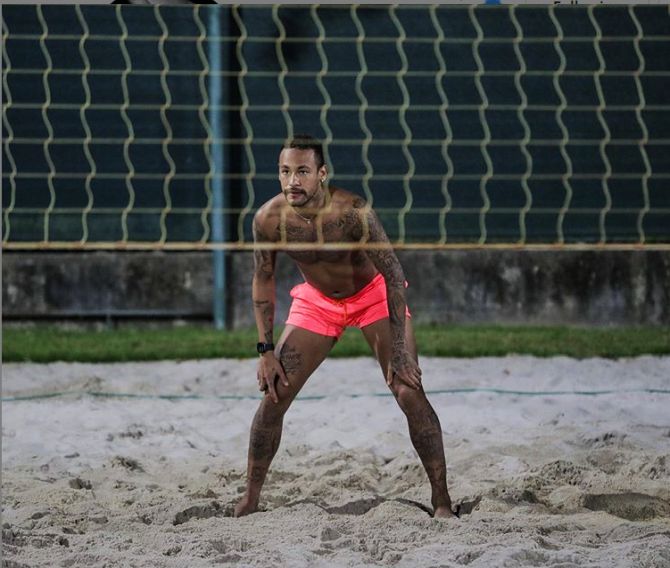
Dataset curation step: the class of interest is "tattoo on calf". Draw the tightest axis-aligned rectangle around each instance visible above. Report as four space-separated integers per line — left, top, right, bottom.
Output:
249 424 281 461
408 406 444 461
249 465 266 483
427 408 441 429
411 430 443 456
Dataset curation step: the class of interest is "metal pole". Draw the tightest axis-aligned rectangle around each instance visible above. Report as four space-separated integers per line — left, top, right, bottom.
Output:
208 6 226 330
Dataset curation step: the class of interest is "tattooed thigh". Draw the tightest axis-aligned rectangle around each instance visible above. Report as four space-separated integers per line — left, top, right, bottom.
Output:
279 343 303 379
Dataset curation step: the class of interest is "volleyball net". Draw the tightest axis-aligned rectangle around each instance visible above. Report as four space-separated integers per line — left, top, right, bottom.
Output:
2 3 669 251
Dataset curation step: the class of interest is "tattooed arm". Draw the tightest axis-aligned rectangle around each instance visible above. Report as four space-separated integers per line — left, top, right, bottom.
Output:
349 202 422 390
252 211 288 403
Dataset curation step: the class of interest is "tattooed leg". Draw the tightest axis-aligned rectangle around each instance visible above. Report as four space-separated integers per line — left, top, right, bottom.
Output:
233 399 287 517
234 326 335 517
393 384 454 517
362 317 454 518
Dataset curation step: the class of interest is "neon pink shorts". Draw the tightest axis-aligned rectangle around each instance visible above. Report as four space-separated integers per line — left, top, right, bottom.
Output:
285 273 411 338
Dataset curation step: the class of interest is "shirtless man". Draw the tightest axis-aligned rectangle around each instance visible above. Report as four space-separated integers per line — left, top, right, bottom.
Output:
234 134 454 518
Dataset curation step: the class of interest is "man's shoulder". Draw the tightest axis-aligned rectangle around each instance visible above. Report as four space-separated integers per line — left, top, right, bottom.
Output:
253 196 283 240
254 195 284 221
330 187 368 211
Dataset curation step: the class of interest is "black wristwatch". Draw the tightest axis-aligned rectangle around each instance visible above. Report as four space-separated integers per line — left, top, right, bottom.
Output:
256 342 275 354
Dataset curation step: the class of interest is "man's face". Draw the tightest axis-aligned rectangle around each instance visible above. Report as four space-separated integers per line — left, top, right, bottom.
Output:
278 148 326 208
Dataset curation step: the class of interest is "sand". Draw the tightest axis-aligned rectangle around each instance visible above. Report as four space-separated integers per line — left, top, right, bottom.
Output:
2 355 670 567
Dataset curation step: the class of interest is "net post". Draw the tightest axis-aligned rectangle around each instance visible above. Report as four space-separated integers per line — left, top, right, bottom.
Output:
208 6 227 330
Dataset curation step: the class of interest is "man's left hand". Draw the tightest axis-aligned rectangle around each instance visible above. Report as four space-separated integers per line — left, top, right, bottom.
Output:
387 350 422 390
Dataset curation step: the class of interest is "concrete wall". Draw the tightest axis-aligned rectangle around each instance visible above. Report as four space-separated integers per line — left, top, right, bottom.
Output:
396 250 669 327
2 252 213 321
3 250 669 326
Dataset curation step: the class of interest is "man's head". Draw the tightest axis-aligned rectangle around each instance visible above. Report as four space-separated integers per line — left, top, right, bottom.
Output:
278 134 328 208
282 134 325 169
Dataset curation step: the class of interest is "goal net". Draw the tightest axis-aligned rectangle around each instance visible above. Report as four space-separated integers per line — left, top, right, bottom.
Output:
2 4 669 250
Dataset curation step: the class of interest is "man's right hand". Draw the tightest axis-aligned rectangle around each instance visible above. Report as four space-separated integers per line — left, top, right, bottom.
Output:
257 352 289 404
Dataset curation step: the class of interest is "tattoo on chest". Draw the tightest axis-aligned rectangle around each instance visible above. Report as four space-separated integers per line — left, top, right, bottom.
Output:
322 218 346 239
282 224 313 241
278 217 355 264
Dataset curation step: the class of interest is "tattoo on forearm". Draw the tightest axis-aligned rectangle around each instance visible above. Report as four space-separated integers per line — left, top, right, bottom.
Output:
253 216 276 279
359 211 405 285
253 250 275 279
344 204 408 349
387 289 407 354
359 210 408 348
253 218 276 344
387 289 405 323
253 299 275 343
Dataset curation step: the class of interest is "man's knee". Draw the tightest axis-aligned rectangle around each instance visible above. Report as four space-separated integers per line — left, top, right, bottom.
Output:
257 395 291 423
390 382 423 410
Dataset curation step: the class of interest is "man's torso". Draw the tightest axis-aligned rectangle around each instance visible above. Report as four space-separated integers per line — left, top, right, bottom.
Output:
257 188 379 298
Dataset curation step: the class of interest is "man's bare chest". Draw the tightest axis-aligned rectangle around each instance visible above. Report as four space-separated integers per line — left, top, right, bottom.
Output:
274 217 353 264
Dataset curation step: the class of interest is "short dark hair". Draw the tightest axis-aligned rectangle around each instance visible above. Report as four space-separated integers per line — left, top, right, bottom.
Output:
282 134 325 169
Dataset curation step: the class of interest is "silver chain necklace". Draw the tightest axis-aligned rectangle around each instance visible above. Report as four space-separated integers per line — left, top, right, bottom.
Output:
293 209 314 224
292 183 328 224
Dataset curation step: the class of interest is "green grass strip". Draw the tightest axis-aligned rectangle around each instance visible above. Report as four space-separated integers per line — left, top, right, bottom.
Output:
2 324 669 363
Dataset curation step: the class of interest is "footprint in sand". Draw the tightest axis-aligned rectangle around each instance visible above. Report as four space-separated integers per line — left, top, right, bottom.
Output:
326 497 386 515
581 492 670 521
110 456 144 472
68 478 92 490
578 431 629 449
173 501 234 525
320 526 342 541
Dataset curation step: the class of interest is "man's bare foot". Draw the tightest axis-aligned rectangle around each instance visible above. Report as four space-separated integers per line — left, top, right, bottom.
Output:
433 505 457 518
233 496 259 518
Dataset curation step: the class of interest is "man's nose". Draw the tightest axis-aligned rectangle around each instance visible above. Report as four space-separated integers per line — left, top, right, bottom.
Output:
288 172 301 186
